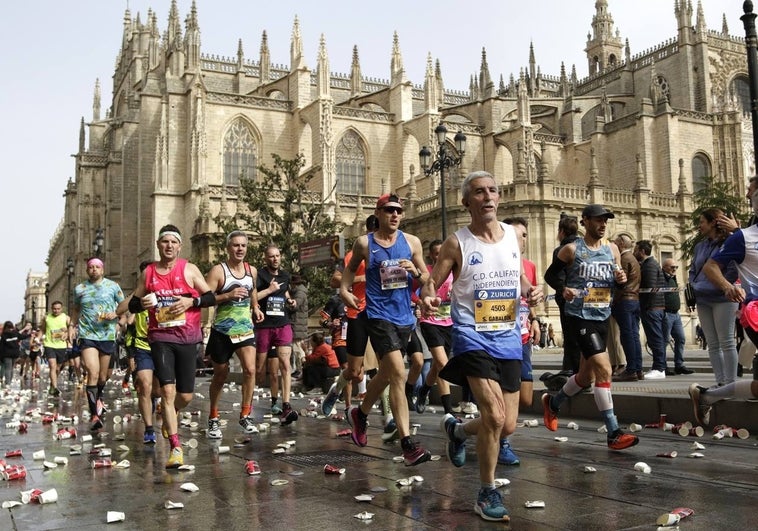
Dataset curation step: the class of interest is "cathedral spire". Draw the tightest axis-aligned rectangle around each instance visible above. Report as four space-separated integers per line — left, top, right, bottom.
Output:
79 117 86 153
185 0 200 71
424 53 438 112
390 31 405 86
290 16 305 70
236 39 244 71
317 34 330 99
479 48 493 99
721 12 729 34
259 30 270 84
528 41 536 87
93 79 101 121
435 59 445 107
675 0 694 44
350 45 362 98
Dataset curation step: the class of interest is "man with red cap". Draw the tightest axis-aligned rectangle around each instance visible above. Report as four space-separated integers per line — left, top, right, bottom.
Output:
341 193 432 466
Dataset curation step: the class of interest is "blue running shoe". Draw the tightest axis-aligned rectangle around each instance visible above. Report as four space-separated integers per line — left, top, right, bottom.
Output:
143 431 157 445
322 382 339 416
441 413 466 467
381 418 399 443
497 438 520 465
475 487 510 522
271 403 283 415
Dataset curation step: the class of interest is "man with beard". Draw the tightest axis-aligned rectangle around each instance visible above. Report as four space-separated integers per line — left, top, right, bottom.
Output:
542 205 638 450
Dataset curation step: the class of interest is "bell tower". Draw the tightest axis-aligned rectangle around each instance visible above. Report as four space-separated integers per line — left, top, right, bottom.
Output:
585 0 623 75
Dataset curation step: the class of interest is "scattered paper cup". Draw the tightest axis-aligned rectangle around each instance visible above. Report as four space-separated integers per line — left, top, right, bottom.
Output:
180 482 199 492
107 511 126 523
628 423 642 432
656 513 681 526
566 421 579 430
634 462 651 474
164 500 184 510
184 439 198 449
53 456 68 465
217 445 230 454
38 488 58 504
32 450 45 460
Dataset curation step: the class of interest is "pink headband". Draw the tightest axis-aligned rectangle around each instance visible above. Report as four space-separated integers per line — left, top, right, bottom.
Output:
87 258 104 268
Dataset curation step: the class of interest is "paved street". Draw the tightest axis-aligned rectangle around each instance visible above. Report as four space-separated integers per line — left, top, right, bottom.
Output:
0 351 756 530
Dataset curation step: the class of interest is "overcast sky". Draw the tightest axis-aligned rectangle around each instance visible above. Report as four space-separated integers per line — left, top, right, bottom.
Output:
0 0 744 320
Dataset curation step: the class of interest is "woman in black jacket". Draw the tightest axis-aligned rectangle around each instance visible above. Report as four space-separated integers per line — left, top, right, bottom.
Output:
0 321 32 387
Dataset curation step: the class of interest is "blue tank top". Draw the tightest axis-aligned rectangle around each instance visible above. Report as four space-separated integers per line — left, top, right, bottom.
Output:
364 232 415 327
565 238 616 321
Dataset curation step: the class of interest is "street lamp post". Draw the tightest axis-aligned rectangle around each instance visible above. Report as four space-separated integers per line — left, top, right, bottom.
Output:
419 124 466 240
66 258 75 315
742 1 758 172
93 228 105 258
44 282 50 312
31 299 37 329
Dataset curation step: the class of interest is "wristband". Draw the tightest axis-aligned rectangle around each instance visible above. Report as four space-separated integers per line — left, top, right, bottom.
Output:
193 296 201 308
412 270 422 279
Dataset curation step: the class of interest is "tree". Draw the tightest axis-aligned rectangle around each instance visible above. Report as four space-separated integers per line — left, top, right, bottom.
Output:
679 175 749 261
214 153 344 312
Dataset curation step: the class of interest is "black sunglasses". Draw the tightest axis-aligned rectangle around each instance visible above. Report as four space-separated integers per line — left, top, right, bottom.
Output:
382 206 403 214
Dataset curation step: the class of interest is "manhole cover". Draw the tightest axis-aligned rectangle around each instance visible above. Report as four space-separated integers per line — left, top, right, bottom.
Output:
274 450 382 468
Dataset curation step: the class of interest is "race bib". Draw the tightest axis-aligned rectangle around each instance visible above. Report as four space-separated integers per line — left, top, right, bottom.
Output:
155 296 186 328
229 330 255 344
474 288 517 331
436 302 452 319
379 259 408 290
584 286 612 308
266 296 286 316
51 328 67 341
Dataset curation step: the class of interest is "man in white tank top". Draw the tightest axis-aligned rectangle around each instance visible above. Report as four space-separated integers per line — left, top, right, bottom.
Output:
421 171 543 523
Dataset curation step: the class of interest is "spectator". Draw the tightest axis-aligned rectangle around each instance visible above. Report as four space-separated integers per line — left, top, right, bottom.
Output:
634 240 668 379
547 323 556 347
611 234 642 381
689 208 739 386
302 332 340 392
289 273 309 379
661 258 693 375
0 321 32 386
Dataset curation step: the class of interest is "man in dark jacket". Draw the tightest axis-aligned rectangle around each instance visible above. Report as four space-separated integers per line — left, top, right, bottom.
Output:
662 258 693 375
634 240 668 379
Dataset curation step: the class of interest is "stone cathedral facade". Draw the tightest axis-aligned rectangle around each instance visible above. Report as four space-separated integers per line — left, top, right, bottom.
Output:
45 0 751 332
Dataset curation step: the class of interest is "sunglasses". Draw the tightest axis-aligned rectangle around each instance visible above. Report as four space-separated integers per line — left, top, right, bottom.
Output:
382 206 403 214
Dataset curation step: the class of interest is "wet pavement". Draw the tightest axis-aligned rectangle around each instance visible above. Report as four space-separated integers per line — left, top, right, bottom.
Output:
0 351 756 530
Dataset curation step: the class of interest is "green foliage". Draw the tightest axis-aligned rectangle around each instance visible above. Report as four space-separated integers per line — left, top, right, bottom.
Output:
679 175 749 260
212 153 344 313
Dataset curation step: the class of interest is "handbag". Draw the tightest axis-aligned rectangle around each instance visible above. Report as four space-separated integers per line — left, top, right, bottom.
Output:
683 282 697 311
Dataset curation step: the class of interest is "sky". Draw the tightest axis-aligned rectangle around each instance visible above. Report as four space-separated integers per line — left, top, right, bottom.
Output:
0 0 745 321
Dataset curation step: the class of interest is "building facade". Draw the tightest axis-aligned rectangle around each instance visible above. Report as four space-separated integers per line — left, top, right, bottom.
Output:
47 0 750 339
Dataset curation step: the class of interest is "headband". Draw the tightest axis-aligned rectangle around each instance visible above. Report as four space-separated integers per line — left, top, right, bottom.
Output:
158 231 182 243
87 258 104 268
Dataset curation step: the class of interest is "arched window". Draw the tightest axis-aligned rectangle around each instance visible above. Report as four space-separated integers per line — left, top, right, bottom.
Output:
223 120 257 186
335 130 366 194
692 153 711 193
731 76 751 115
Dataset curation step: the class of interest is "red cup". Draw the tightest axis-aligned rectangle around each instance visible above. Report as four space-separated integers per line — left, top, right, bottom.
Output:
18 422 28 433
324 464 345 475
91 458 113 469
3 465 27 480
29 489 44 503
42 416 55 424
5 449 22 458
244 460 261 476
658 414 667 429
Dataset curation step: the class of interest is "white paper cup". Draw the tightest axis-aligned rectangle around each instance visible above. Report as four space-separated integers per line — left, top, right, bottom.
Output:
634 462 651 474
106 511 126 523
53 456 68 465
217 445 230 454
39 489 58 504
184 438 198 449
81 434 93 442
628 423 642 432
32 450 46 460
144 293 158 307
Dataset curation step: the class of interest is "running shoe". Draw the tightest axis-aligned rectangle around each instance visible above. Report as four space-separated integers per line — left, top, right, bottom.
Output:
475 487 510 522
441 413 466 467
279 405 298 426
239 416 259 434
462 402 478 415
271 403 283 415
541 393 558 431
166 447 184 469
347 406 368 447
96 399 107 416
416 386 430 414
381 418 399 443
402 441 432 466
90 416 104 431
607 429 639 450
688 383 712 426
245 460 261 476
498 438 520 465
143 431 157 445
322 382 339 416
208 417 222 439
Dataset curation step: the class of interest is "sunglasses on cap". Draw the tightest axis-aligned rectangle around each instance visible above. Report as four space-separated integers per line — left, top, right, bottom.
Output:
382 206 403 214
